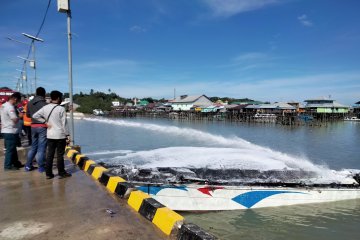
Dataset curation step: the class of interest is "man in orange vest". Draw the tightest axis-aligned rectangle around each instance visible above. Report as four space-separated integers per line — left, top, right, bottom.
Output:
23 100 32 145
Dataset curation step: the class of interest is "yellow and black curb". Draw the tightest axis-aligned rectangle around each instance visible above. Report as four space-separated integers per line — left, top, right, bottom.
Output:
65 146 216 239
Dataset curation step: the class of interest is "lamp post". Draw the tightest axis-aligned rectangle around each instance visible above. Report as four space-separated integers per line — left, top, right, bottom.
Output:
6 37 30 93
57 0 75 145
17 56 34 94
15 69 27 94
22 33 44 91
6 35 43 94
8 61 22 91
13 76 21 92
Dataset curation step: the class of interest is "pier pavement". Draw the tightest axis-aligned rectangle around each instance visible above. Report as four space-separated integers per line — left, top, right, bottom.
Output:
0 141 166 240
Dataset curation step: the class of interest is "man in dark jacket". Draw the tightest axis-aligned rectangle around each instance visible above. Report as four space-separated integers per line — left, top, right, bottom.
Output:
25 87 47 172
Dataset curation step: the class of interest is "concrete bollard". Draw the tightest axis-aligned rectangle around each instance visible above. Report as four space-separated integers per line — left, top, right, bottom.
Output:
114 182 135 198
72 145 81 153
139 198 165 221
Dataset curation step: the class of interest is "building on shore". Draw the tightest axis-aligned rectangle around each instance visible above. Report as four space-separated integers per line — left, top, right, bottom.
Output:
169 95 213 111
138 99 149 107
244 102 296 115
287 101 306 114
224 104 249 114
304 97 349 114
192 105 224 113
231 100 263 105
353 101 360 115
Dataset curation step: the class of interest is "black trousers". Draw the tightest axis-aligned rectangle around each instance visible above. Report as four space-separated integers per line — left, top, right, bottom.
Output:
46 138 66 176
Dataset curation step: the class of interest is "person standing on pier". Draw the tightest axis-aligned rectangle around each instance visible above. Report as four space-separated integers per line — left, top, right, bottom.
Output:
25 87 48 172
22 98 32 145
32 90 71 179
0 92 24 170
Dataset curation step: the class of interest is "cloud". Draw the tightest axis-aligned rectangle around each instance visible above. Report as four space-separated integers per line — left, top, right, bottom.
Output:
234 52 268 61
76 59 141 69
202 0 280 17
212 72 360 104
127 72 360 104
129 25 147 33
298 14 313 27
219 52 273 71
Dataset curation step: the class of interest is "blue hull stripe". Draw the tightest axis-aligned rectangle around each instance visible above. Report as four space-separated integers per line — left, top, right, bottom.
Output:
137 185 188 195
232 190 305 208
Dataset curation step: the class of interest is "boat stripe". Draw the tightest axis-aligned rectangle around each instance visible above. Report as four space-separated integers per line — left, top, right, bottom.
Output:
232 190 306 208
136 185 188 195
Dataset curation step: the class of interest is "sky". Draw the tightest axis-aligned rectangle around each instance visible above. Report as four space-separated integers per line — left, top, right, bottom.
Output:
1 0 360 104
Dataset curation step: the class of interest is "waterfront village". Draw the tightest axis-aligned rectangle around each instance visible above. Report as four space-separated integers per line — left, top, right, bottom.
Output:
1 87 360 125
109 95 360 125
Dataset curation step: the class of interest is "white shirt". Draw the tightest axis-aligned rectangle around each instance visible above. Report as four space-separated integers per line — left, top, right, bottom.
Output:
0 102 18 134
32 103 69 139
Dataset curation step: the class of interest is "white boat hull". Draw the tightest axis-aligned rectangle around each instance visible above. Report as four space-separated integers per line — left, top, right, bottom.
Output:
344 117 360 121
137 185 360 211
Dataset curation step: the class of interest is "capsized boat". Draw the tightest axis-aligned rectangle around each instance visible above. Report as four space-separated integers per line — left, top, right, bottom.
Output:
108 166 360 211
135 182 360 211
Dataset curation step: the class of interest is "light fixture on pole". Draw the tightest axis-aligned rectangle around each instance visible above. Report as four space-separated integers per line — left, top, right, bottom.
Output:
17 55 34 65
6 37 30 46
57 0 75 145
8 59 21 64
22 33 44 91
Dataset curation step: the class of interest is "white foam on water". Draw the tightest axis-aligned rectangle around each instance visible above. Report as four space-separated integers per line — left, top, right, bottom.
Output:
106 147 297 170
85 149 134 156
83 118 358 183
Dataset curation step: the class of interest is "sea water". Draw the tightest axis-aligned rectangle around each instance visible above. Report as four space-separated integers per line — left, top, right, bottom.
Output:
73 117 360 239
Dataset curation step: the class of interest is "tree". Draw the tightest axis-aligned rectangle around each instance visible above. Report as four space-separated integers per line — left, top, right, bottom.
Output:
74 90 122 114
143 97 155 103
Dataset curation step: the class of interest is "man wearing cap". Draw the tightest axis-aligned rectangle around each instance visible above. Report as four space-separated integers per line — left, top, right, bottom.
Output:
0 92 24 170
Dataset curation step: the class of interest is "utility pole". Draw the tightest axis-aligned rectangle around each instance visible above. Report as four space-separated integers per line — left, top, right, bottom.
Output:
22 33 44 93
57 0 75 145
16 69 27 95
17 56 34 96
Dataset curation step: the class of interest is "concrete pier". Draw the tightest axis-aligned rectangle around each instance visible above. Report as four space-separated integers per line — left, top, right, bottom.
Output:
0 144 166 239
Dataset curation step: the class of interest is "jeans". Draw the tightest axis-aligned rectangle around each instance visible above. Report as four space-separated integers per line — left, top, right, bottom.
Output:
46 138 66 176
26 127 47 168
3 133 21 169
24 126 32 145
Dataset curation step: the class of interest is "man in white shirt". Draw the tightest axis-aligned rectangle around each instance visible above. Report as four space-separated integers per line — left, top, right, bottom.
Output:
32 91 71 179
1 92 24 170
